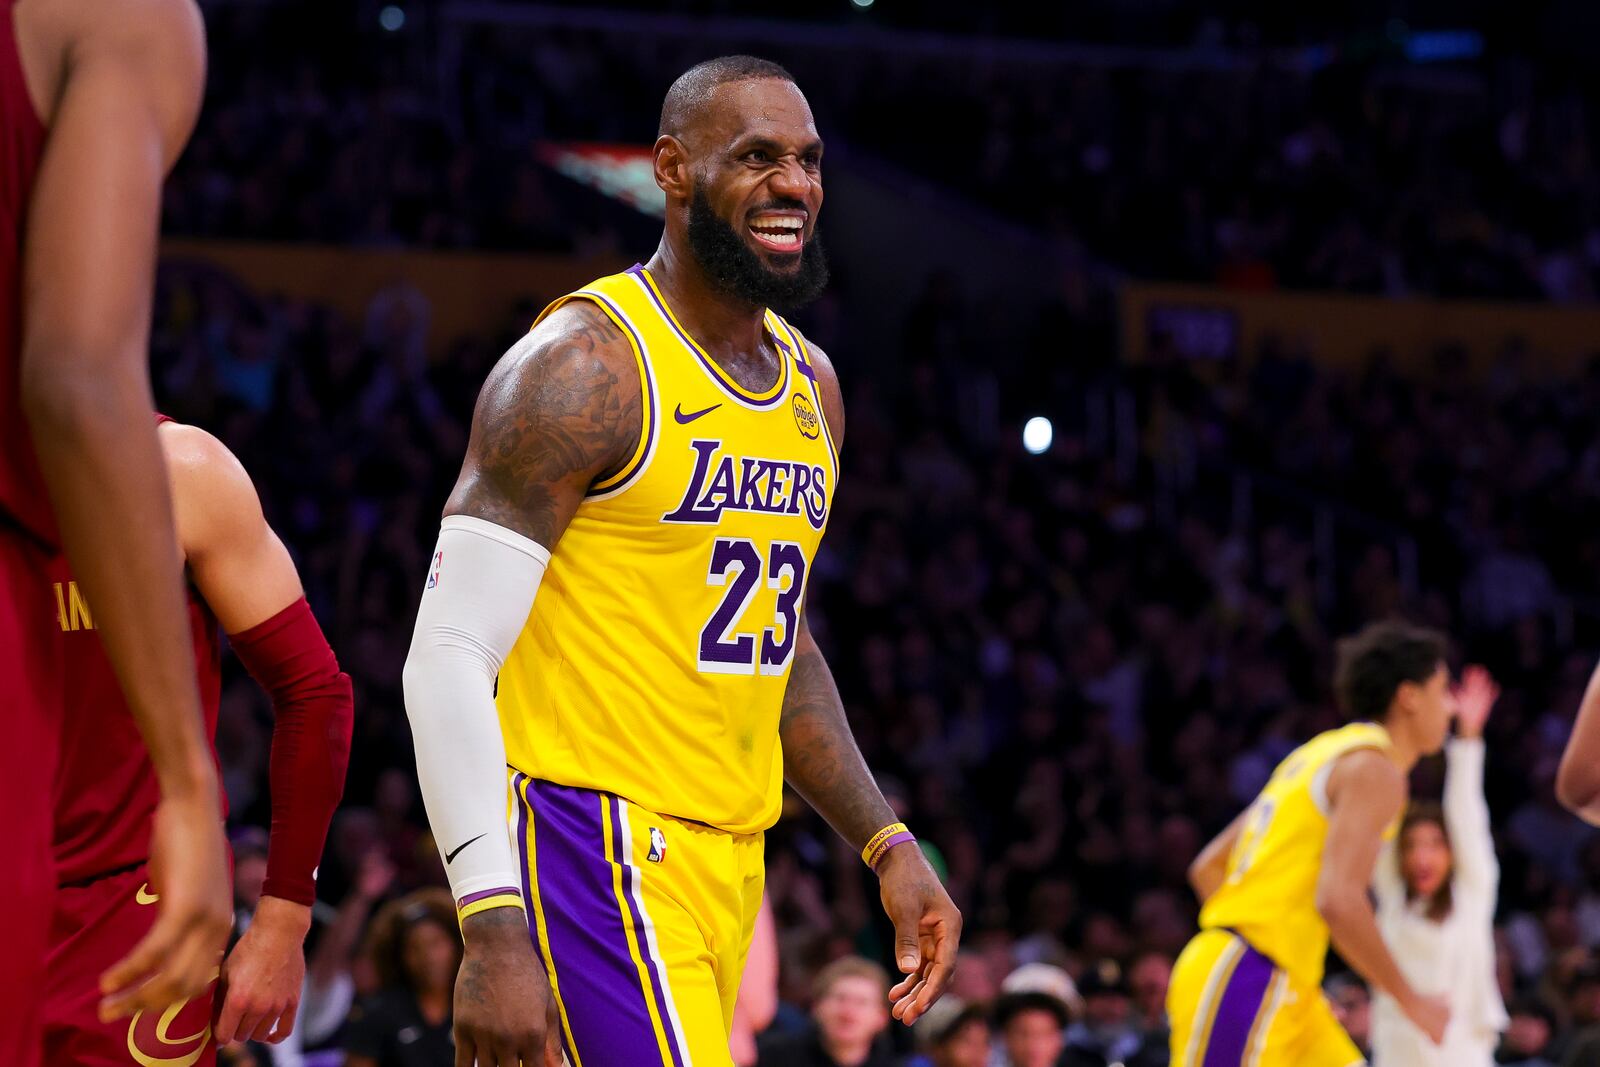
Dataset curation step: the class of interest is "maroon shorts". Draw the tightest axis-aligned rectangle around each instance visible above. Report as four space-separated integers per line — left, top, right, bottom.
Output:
0 526 61 1067
44 862 218 1067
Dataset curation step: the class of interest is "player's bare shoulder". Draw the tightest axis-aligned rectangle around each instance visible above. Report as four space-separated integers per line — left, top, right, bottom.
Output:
157 420 248 483
445 300 643 545
156 421 266 552
1326 746 1405 815
20 0 205 157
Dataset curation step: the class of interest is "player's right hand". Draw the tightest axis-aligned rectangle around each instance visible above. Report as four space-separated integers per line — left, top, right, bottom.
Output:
99 789 232 1021
455 908 562 1067
1402 990 1451 1044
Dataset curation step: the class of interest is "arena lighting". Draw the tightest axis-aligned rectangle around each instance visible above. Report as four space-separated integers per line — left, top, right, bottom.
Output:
379 5 406 32
536 143 667 218
851 0 875 9
1022 416 1053 455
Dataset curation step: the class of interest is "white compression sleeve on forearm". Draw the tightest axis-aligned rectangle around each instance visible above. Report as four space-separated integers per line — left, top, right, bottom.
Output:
402 514 549 918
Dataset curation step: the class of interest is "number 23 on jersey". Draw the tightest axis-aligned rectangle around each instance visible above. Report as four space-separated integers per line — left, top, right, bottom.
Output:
699 537 805 676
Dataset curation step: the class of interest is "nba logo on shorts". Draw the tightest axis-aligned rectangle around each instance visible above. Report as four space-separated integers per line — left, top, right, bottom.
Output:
426 550 443 589
648 827 667 863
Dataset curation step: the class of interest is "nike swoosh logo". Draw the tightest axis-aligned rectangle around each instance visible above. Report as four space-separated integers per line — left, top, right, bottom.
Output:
674 402 721 424
135 883 160 905
446 834 488 864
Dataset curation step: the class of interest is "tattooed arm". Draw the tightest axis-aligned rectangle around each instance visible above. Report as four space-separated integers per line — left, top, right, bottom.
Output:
779 343 962 1026
405 301 638 1067
445 301 640 540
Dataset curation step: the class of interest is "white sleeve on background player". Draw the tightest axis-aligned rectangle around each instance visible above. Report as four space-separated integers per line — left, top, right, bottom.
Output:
402 514 549 913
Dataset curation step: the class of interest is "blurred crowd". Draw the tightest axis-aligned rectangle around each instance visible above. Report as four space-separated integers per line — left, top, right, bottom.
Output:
166 5 1600 302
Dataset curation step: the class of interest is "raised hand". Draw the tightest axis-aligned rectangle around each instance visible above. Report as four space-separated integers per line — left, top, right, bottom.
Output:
1453 665 1500 739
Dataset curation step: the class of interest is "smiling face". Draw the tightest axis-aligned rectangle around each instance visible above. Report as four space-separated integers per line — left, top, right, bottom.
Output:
659 75 829 308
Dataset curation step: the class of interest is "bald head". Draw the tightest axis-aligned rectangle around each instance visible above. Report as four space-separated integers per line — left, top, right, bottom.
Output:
659 55 797 141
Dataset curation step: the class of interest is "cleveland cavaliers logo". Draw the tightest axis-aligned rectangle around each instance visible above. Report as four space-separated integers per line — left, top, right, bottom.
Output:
127 967 218 1067
792 393 820 440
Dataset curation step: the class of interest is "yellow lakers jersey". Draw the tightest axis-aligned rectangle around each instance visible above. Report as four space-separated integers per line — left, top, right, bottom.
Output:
496 265 838 835
1199 722 1397 988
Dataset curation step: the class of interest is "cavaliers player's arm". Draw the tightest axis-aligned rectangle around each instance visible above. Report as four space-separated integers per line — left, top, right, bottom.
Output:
1187 809 1249 903
404 301 638 1067
1558 658 1600 824
1318 748 1447 1040
777 342 961 1027
16 0 232 1021
161 423 354 1046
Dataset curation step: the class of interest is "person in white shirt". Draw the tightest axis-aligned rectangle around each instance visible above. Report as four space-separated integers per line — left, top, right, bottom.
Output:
1370 665 1509 1066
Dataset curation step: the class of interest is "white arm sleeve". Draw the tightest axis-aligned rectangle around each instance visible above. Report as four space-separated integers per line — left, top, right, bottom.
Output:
402 514 549 910
1444 737 1498 893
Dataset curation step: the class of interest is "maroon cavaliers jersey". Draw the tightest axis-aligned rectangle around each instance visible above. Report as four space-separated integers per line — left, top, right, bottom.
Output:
49 555 225 884
0 0 54 548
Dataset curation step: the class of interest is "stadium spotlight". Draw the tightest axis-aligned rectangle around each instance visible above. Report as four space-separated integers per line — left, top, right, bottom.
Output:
1023 416 1053 455
851 0 875 9
379 5 406 31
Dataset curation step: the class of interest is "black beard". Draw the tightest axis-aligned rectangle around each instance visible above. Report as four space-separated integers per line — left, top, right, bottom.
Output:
686 188 830 311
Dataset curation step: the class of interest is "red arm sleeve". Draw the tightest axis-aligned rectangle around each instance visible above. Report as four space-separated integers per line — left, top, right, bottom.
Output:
229 597 353 906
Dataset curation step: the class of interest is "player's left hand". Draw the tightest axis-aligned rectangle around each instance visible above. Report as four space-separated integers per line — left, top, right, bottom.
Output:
214 895 312 1045
1453 665 1500 740
876 842 962 1026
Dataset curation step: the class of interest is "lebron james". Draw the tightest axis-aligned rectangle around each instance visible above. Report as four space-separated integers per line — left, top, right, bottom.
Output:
404 56 960 1067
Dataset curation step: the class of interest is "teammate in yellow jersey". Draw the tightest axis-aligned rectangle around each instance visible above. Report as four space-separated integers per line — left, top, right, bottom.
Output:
402 55 960 1067
1168 620 1458 1067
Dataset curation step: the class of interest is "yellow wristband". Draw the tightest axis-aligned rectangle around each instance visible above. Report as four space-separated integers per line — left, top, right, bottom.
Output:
456 888 525 923
861 822 913 870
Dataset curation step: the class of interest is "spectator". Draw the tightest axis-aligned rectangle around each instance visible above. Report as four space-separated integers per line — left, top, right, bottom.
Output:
907 998 993 1067
1123 952 1174 1067
1561 962 1600 1066
949 951 1001 1005
757 957 895 1067
1370 668 1509 1066
998 964 1082 1019
1501 998 1559 1067
1327 975 1373 1061
343 889 460 1067
992 990 1071 1067
1062 959 1142 1067
1128 951 1173 1032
